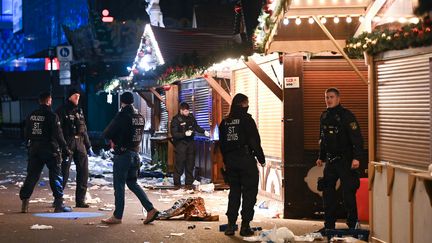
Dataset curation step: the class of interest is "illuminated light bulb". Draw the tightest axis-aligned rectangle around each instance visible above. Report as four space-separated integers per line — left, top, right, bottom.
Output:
283 17 289 25
409 17 419 24
387 17 395 22
346 16 352 23
398 17 407 23
320 17 327 24
308 17 314 24
334 16 340 24
295 17 301 25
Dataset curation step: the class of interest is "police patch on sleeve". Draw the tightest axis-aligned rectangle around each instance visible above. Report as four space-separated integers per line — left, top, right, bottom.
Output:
350 122 358 130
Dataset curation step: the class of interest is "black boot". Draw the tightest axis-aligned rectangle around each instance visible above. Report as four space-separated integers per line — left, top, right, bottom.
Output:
76 201 90 208
240 221 254 236
54 198 72 213
224 219 236 236
21 199 29 213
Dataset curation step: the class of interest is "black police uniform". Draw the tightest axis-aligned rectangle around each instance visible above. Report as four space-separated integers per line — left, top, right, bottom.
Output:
56 100 91 205
170 113 205 186
219 108 265 228
103 104 145 154
318 104 363 229
20 104 69 204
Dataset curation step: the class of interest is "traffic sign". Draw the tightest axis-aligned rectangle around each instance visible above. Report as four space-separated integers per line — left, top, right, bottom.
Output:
56 46 73 61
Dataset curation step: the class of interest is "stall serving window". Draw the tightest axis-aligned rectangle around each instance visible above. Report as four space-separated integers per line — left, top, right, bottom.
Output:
179 78 212 132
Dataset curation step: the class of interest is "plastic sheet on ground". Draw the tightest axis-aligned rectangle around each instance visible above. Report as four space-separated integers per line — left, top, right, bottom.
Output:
30 224 53 230
243 225 295 243
0 179 13 184
157 197 218 221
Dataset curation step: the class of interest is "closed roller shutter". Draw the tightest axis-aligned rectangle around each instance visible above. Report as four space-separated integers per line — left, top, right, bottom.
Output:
159 92 168 132
233 60 283 160
376 55 431 167
257 60 283 160
303 59 368 150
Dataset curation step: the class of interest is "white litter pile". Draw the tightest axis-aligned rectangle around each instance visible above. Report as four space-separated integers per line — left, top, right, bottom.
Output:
243 225 325 242
30 224 53 230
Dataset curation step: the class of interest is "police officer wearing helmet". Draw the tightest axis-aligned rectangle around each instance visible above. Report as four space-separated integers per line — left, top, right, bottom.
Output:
20 92 72 213
316 87 363 231
56 88 91 208
170 102 209 187
219 93 265 236
101 92 159 225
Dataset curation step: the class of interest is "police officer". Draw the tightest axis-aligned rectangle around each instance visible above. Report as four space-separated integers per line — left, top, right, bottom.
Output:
101 92 158 224
56 88 91 208
316 87 363 231
170 102 209 187
20 92 72 213
219 93 265 236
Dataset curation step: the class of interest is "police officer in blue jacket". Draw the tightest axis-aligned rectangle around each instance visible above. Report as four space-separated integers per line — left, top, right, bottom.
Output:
219 93 265 236
20 92 72 213
316 87 363 231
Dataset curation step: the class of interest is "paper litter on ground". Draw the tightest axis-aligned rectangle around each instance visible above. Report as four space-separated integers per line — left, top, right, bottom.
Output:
170 233 185 236
30 224 53 230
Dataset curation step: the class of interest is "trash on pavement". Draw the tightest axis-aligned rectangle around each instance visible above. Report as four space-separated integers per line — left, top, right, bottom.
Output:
30 224 53 230
170 233 185 236
157 197 219 221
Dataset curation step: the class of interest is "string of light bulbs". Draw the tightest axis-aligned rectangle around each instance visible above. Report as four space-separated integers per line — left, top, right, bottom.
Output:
282 15 420 26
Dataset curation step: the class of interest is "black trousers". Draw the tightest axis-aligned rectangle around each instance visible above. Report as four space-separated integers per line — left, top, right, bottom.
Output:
20 147 63 200
322 157 360 228
224 152 259 223
173 140 195 185
61 136 88 203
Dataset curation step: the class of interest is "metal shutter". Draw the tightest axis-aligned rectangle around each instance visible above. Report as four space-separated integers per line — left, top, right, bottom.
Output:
180 78 212 131
159 92 168 132
303 59 368 150
232 61 283 160
376 55 432 167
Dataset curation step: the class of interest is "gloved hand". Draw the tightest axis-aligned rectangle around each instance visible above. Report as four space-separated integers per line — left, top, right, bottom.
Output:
88 147 96 157
185 130 193 137
63 148 72 158
204 131 210 137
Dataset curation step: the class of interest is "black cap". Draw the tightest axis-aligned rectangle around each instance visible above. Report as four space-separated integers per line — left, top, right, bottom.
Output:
39 91 52 100
179 102 190 110
120 92 134 104
67 88 80 98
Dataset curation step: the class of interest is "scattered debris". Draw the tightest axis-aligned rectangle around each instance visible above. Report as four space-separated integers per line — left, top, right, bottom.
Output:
131 230 136 233
96 225 109 228
0 213 4 215
0 179 12 184
99 208 113 211
204 226 211 230
0 185 7 190
30 224 53 230
170 233 185 236
187 225 196 229
85 222 95 225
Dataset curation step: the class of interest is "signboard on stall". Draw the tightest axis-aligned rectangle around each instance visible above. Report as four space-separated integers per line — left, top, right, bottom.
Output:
56 46 73 62
284 77 300 89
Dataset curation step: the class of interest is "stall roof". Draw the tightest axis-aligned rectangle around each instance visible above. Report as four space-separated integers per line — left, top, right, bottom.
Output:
150 26 238 64
267 0 418 54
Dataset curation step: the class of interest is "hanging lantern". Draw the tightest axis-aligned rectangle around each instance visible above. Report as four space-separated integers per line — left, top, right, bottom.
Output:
234 5 242 14
163 84 171 91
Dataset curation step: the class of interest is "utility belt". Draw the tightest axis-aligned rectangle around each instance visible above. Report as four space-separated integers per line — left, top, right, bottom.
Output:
326 153 342 163
113 146 138 155
225 145 253 156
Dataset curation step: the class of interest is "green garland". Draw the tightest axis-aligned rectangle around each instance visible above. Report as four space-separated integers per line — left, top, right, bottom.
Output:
345 17 432 59
253 0 288 53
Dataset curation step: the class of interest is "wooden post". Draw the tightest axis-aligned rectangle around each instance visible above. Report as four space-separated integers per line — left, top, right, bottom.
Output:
165 85 179 173
243 59 283 101
283 55 304 218
203 76 232 104
366 53 375 241
150 87 165 105
312 15 368 85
